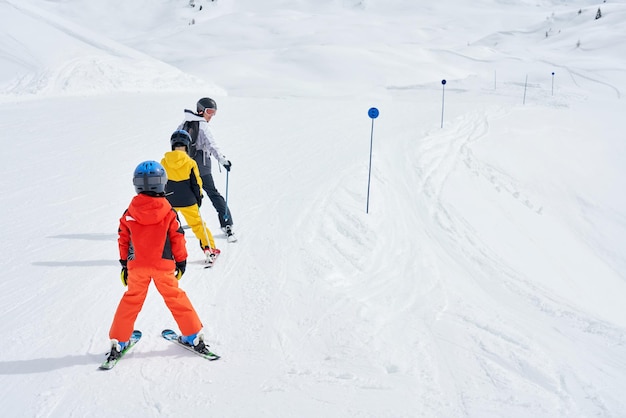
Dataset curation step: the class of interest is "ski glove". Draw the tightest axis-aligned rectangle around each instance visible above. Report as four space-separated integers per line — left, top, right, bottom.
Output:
119 259 128 287
197 194 203 208
223 160 232 172
175 260 187 280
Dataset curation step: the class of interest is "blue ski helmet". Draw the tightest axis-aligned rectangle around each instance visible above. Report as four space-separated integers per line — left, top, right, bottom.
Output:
170 129 192 151
133 160 167 194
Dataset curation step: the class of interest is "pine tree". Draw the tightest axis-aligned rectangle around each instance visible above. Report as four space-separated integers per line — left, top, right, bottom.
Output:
595 8 602 20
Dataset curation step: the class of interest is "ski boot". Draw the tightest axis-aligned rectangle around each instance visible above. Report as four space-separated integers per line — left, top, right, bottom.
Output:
106 339 128 362
179 333 212 355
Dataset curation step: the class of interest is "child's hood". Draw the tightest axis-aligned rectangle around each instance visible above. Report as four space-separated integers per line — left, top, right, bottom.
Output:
162 150 191 171
127 194 171 225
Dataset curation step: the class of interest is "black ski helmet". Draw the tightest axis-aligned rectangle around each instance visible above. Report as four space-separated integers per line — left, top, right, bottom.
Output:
132 160 168 194
170 129 192 151
197 97 217 113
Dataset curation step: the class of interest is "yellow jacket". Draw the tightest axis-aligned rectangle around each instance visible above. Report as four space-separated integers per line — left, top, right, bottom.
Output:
161 150 203 208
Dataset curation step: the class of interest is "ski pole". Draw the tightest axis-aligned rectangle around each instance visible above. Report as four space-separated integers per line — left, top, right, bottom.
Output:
197 206 213 250
223 170 231 222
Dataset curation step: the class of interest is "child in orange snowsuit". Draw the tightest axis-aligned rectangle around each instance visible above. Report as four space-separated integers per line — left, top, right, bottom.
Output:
107 160 209 359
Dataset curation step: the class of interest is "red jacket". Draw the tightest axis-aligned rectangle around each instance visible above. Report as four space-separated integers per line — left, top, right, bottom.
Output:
118 194 187 270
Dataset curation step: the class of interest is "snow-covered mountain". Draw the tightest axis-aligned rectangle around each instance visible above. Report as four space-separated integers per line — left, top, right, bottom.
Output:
1 0 625 416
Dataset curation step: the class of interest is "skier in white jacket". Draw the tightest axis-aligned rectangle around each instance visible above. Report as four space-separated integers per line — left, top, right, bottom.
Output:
177 97 236 241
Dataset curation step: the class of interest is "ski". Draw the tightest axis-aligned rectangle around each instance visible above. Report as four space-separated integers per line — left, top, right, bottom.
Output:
99 330 142 370
161 329 220 361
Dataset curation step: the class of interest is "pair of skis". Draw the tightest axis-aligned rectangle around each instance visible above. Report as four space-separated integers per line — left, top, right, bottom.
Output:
99 329 220 370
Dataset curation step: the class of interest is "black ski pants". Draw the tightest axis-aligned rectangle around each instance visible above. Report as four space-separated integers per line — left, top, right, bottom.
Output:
201 173 232 228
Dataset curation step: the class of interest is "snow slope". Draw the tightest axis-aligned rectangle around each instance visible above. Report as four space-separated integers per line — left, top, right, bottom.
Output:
1 0 625 417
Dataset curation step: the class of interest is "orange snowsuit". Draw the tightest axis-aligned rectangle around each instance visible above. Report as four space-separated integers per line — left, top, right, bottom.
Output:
109 193 202 342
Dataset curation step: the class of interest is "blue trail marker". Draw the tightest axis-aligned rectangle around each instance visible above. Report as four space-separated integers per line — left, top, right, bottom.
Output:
441 79 447 128
366 107 379 214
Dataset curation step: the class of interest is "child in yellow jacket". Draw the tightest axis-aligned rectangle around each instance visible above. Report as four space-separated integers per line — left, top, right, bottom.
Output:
161 130 219 261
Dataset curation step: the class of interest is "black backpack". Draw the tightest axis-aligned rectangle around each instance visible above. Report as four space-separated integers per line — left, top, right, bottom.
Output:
182 121 199 157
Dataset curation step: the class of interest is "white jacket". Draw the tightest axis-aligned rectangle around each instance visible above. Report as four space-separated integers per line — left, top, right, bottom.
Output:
178 110 228 170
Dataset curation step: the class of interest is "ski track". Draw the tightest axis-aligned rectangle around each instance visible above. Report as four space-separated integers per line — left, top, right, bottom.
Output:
405 101 626 416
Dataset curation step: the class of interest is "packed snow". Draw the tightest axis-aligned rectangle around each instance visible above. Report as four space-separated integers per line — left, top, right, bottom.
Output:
1 0 625 417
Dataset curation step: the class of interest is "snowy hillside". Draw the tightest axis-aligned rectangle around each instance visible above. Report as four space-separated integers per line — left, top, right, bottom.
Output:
1 0 625 417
